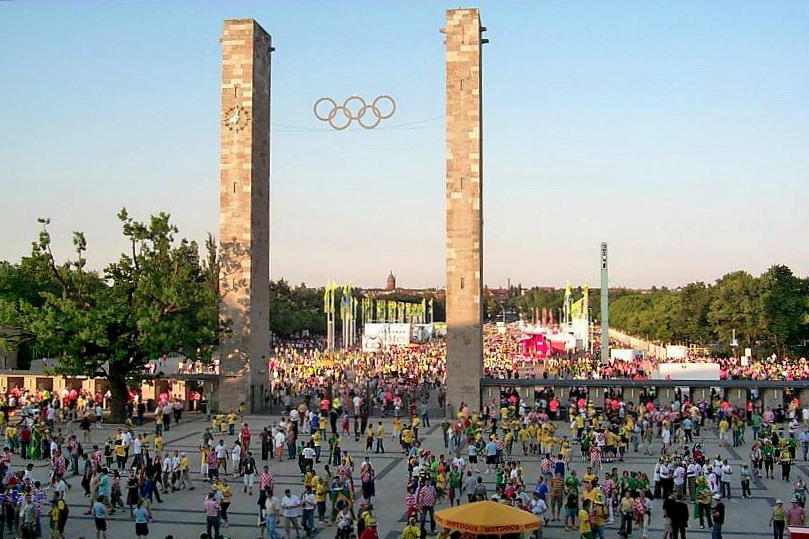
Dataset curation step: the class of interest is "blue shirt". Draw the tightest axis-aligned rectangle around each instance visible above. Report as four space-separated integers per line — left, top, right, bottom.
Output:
535 483 548 501
98 474 110 497
134 506 149 524
486 442 498 456
92 501 106 519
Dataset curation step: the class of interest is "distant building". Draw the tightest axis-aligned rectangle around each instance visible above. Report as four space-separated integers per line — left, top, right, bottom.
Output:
386 271 396 291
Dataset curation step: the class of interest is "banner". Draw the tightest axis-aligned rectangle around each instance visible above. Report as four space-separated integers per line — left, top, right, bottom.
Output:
362 323 412 352
411 324 434 343
665 345 689 360
653 362 720 381
571 298 584 320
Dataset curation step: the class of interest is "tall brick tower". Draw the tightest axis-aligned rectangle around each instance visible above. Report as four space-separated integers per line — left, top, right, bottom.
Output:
442 9 486 415
218 19 272 413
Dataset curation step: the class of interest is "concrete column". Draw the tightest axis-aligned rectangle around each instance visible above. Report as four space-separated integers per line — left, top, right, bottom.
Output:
763 388 783 411
218 19 272 413
691 387 711 404
443 9 486 416
588 387 604 409
727 388 747 410
658 386 676 407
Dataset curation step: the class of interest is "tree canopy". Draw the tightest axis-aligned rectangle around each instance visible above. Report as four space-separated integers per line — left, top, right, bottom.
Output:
0 211 222 420
610 265 808 354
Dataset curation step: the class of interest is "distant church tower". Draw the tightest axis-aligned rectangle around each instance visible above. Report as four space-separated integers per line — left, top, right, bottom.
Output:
386 271 396 291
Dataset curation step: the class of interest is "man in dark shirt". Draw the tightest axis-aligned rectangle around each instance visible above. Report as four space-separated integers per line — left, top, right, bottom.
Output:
671 493 690 539
712 494 725 539
662 492 677 534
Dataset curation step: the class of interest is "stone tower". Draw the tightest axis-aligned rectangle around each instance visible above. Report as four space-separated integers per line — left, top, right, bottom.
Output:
218 19 272 413
386 271 396 291
442 8 486 415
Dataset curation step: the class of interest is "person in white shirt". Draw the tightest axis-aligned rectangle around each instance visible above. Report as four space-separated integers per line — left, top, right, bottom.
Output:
281 488 303 538
274 430 286 462
232 441 243 477
673 464 686 497
706 469 719 494
530 492 548 523
215 441 228 475
353 396 361 415
720 460 733 498
133 436 143 468
161 455 173 493
659 461 672 498
301 485 317 534
171 451 182 489
686 460 698 497
23 463 35 484
265 492 282 538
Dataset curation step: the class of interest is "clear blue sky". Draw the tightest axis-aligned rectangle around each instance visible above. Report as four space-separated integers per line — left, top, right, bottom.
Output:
1 1 807 289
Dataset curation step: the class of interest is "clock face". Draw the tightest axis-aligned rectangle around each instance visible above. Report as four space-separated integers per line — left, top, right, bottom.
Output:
223 105 250 133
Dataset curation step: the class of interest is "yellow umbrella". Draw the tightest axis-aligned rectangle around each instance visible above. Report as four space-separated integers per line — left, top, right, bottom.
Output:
435 500 541 535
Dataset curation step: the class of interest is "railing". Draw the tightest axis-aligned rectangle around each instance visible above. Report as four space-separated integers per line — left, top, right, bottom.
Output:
481 377 809 389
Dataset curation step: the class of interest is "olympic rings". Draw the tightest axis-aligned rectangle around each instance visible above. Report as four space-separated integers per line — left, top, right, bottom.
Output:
313 95 397 130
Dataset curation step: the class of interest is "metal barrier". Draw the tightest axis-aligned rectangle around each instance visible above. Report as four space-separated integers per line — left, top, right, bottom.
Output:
480 377 809 410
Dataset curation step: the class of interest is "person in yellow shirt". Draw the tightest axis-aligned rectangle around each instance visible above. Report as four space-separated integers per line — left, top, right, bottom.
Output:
179 452 193 490
411 416 421 441
315 476 328 523
578 500 592 538
215 477 233 526
365 425 374 452
504 430 514 456
518 427 530 455
115 441 127 469
392 417 402 440
200 445 209 477
311 430 323 463
227 413 238 436
574 414 585 440
583 466 596 487
154 434 164 455
375 422 386 454
435 471 446 499
401 427 414 451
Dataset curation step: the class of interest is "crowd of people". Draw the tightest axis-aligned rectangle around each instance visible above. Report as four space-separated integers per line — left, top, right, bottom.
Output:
3 322 809 539
0 392 204 538
264 324 809 391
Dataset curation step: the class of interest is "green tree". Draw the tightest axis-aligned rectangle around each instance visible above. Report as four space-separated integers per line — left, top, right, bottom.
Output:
760 265 808 354
675 282 714 343
707 270 764 348
16 211 222 421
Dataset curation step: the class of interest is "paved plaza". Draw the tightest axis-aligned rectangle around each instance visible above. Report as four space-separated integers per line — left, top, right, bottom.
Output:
7 411 800 539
